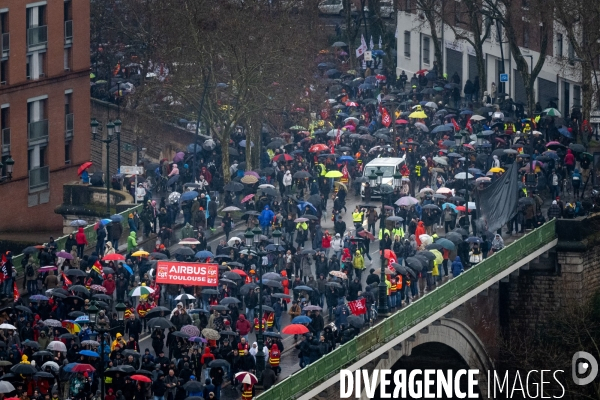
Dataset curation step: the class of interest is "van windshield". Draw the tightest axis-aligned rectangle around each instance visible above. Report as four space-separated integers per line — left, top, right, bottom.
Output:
363 166 395 177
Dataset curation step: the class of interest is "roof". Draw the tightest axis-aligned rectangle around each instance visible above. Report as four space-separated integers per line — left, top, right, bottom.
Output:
364 157 406 167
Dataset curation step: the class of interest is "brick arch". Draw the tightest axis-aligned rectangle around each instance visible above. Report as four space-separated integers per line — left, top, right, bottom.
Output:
360 318 493 400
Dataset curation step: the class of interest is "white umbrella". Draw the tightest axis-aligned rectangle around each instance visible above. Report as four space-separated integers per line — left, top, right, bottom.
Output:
130 286 156 297
425 101 438 109
47 341 67 352
344 117 360 124
227 237 242 246
433 157 447 166
41 361 60 371
175 294 196 300
222 206 241 212
0 381 15 393
470 115 486 121
258 184 275 189
168 191 181 204
531 130 543 135
419 187 434 194
436 187 452 194
419 234 433 246
179 239 200 245
454 172 474 180
414 122 429 132
0 323 16 330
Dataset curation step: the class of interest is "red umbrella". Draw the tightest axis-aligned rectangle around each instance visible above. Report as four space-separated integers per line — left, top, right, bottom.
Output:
416 69 428 76
395 119 408 124
345 101 359 107
273 154 293 162
241 194 255 203
456 206 467 212
77 162 93 175
463 144 475 150
382 249 397 260
231 269 248 277
235 371 258 385
309 144 329 153
71 364 95 373
103 254 125 261
282 324 310 335
375 74 386 81
130 374 152 383
357 230 375 240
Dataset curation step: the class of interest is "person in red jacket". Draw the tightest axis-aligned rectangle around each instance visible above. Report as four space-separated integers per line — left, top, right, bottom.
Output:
235 314 251 340
268 343 281 375
564 148 576 173
321 231 332 257
415 220 426 247
200 347 215 380
102 274 116 296
75 227 87 258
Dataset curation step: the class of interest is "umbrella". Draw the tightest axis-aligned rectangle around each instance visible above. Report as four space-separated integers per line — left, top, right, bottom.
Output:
181 325 201 337
146 306 171 316
414 122 429 132
80 340 100 346
201 328 221 340
79 350 99 358
23 341 40 349
208 359 230 368
241 175 259 184
30 294 50 301
293 285 313 291
175 294 196 300
15 305 32 314
395 196 419 206
130 375 151 383
40 362 59 372
0 324 16 330
150 252 168 260
347 315 365 329
69 219 88 227
292 316 312 324
0 381 14 393
11 364 37 375
148 317 174 330
194 250 214 259
543 107 561 117
293 171 311 179
131 250 150 257
77 162 93 175
43 319 63 328
110 214 124 222
65 269 87 277
282 324 310 334
454 172 474 179
129 286 155 297
173 247 195 257
235 371 258 385
183 381 204 391
71 364 95 373
569 143 585 152
180 191 199 201
56 251 73 260
103 253 125 262
224 182 244 192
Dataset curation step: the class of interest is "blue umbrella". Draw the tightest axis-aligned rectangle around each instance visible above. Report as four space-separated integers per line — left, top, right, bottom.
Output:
180 191 199 201
265 244 285 252
101 219 112 225
187 143 202 153
468 168 483 175
167 175 180 186
293 285 314 291
338 155 354 162
432 125 452 133
75 316 90 323
79 350 99 358
63 363 80 373
434 238 455 250
121 263 134 275
358 84 375 90
110 214 124 222
372 50 386 57
558 127 572 138
460 110 474 115
292 316 312 324
441 203 457 211
466 236 482 243
297 201 317 213
239 140 254 148
195 251 214 259
30 295 49 301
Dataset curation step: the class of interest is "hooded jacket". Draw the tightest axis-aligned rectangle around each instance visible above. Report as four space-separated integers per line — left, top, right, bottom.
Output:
168 164 179 177
235 315 252 336
414 221 426 246
127 231 137 252
76 227 88 245
105 241 116 255
283 171 293 187
258 206 275 228
564 149 575 166
451 256 464 277
103 275 116 295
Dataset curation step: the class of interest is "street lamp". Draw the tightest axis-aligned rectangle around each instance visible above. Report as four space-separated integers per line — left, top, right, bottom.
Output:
86 301 124 400
454 133 463 147
272 229 283 271
5 156 14 179
91 118 116 216
393 171 402 189
113 119 122 172
372 166 390 318
244 229 254 247
246 228 266 382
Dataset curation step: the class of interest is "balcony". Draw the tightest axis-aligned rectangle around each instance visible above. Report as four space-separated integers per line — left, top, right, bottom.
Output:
1 33 8 57
65 114 73 140
27 26 47 49
64 20 72 45
28 120 48 144
29 165 49 191
2 128 9 156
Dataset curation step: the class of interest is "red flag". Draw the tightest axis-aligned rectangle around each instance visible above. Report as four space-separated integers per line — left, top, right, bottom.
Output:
466 118 473 133
62 273 72 286
13 282 19 303
451 118 460 131
381 108 391 127
348 298 367 315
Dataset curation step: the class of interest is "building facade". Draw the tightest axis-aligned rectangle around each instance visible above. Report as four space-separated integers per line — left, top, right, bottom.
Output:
395 3 584 114
0 0 90 232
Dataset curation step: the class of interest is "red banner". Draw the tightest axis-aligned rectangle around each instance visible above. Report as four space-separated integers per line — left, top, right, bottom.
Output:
155 262 219 286
348 298 367 315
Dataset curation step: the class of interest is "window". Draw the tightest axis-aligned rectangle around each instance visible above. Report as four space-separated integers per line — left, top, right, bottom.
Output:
1 106 9 156
405 0 410 11
26 5 47 49
26 52 45 80
27 98 48 143
568 41 574 60
454 1 460 25
573 85 581 107
64 47 71 70
64 0 72 44
65 142 71 165
404 31 411 57
0 60 6 84
523 25 529 48
557 33 563 57
65 93 73 140
27 97 48 191
423 36 430 64
0 11 8 56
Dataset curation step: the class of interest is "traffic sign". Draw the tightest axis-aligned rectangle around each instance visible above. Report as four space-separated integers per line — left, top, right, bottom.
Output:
590 117 600 124
499 73 509 83
120 166 144 175
590 110 600 117
364 51 372 62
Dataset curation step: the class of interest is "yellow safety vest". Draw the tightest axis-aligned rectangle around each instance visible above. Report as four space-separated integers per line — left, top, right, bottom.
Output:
392 227 404 239
318 163 326 177
378 228 390 240
352 211 363 223
414 165 421 177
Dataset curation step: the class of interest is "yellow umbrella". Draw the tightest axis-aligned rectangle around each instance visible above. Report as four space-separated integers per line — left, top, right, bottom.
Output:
409 111 428 119
325 170 343 178
430 249 444 265
489 167 505 173
241 175 259 184
131 250 149 257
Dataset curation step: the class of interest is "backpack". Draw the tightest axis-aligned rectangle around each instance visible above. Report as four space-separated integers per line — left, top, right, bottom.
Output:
26 265 34 277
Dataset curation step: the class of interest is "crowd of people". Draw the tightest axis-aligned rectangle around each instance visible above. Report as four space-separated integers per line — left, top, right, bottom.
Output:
0 40 596 400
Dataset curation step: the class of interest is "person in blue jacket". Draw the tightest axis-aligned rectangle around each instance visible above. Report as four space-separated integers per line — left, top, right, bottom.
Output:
258 205 274 235
452 256 464 278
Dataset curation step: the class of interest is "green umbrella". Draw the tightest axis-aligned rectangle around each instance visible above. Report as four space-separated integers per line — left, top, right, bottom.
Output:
543 108 561 117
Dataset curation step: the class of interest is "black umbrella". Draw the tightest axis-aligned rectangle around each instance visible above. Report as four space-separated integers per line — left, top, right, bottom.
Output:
146 306 171 316
426 243 443 251
228 147 239 156
293 171 311 179
347 315 365 329
171 331 190 338
150 252 168 260
69 285 90 296
32 350 52 358
65 269 87 277
392 263 409 275
219 297 241 305
219 330 240 336
417 251 437 261
174 247 195 256
33 371 55 379
262 332 283 339
239 283 258 295
183 381 204 392
147 317 174 329
92 294 112 301
22 246 39 255
22 341 40 349
67 310 85 318
453 228 469 236
15 305 32 314
210 305 229 312
224 182 244 192
405 257 424 272
11 363 37 375
208 359 230 368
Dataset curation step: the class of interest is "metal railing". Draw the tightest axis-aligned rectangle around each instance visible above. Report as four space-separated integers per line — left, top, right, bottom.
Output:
65 113 74 140
28 120 48 142
27 25 47 48
64 20 72 44
1 33 9 54
11 204 143 273
28 165 49 191
256 219 557 400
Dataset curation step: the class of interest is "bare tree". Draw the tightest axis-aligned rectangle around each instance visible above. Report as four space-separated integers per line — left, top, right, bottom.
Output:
413 0 444 72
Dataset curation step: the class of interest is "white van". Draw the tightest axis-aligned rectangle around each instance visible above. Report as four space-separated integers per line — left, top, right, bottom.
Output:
360 157 406 200
319 0 356 15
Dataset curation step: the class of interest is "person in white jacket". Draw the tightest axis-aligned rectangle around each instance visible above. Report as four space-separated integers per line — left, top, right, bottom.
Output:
283 170 293 194
331 233 344 260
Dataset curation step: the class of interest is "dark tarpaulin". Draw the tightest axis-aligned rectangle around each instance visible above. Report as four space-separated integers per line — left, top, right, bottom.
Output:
477 163 519 233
